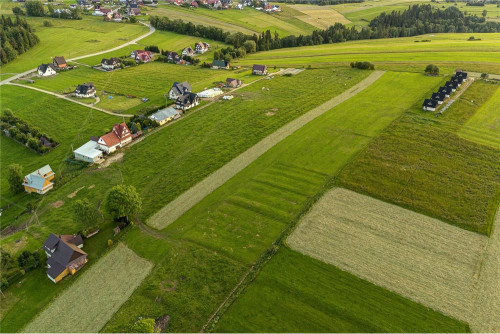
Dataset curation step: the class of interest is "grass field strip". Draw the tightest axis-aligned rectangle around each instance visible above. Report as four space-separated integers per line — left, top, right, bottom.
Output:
147 70 385 229
23 243 153 333
470 207 500 332
287 188 488 323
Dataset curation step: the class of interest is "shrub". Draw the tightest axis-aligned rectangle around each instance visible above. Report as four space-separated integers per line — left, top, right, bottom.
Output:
131 318 155 333
481 73 489 79
350 61 375 70
43 20 53 27
145 45 160 53
7 164 24 194
425 64 439 75
17 251 40 272
108 239 113 247
12 7 25 15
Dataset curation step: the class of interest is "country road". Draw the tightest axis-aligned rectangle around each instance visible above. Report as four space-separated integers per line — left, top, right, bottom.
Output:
0 22 155 86
8 83 133 117
148 70 386 229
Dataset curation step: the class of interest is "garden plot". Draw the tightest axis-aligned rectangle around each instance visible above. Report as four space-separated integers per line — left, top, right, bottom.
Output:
288 188 488 323
23 243 152 333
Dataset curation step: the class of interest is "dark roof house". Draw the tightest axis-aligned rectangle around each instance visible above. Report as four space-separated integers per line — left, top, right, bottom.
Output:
75 83 96 97
43 233 87 283
212 60 229 69
53 56 67 68
431 92 446 102
175 92 200 110
252 64 267 75
422 98 438 111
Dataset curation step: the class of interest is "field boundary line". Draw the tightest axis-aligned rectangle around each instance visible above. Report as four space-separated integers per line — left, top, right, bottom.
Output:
7 83 132 117
148 70 385 229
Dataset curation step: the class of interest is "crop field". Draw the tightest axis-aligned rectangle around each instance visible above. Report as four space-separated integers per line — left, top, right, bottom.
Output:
0 85 122 227
215 247 469 333
23 243 152 333
234 33 500 73
150 5 316 36
339 80 500 235
288 188 487 323
23 63 254 113
285 4 351 28
458 84 500 148
0 16 148 74
103 71 441 331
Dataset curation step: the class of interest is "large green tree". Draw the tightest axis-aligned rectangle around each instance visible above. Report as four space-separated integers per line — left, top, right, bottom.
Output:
7 164 24 194
131 318 155 333
25 1 45 17
73 198 101 228
105 185 142 221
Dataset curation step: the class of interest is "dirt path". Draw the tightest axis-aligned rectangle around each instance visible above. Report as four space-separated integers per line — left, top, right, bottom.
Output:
7 83 132 117
470 208 500 332
438 78 474 114
148 70 385 229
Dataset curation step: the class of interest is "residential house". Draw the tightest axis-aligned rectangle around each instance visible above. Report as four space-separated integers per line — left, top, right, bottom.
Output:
43 233 87 283
191 1 199 7
226 77 242 87
73 140 104 163
431 92 446 104
221 0 232 8
252 64 267 75
212 59 229 69
101 57 121 70
456 71 468 81
445 81 458 92
131 50 152 62
166 51 181 63
169 81 192 100
182 46 195 57
176 92 200 110
37 63 57 77
128 7 141 15
236 3 242 9
168 0 183 5
22 165 55 194
75 83 96 98
113 11 122 21
149 107 181 125
422 98 438 111
52 56 67 69
195 42 210 54
438 86 452 97
100 8 112 15
97 122 132 153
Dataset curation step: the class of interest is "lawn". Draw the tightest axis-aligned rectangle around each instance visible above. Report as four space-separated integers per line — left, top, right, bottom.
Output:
458 83 500 148
104 71 439 332
24 63 255 113
150 5 316 36
23 243 152 333
234 33 500 73
338 80 500 235
215 247 469 333
288 187 487 323
0 16 148 74
0 85 122 229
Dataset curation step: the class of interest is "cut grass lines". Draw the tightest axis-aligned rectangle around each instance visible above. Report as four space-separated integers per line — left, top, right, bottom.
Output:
147 70 384 229
23 243 152 333
288 188 488 323
458 84 500 148
287 4 351 28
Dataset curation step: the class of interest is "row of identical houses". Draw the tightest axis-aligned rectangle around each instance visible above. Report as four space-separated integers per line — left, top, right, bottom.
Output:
422 71 468 111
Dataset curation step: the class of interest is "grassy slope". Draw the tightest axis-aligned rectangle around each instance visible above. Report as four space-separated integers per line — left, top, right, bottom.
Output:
103 72 452 332
150 5 316 36
458 84 500 148
233 33 500 73
0 16 148 74
338 80 500 235
0 85 122 227
216 247 469 333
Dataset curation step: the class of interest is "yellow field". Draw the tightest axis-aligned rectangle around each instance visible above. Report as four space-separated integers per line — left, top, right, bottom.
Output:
288 188 488 323
288 4 351 28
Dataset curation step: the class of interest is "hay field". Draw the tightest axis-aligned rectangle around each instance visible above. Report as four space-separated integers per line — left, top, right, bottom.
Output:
287 5 351 28
459 85 500 148
288 188 488 323
23 243 152 333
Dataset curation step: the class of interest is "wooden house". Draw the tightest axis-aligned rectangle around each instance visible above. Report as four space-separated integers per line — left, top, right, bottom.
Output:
22 165 55 194
43 233 87 283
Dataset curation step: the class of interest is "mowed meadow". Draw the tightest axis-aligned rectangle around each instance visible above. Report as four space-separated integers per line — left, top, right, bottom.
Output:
101 72 449 332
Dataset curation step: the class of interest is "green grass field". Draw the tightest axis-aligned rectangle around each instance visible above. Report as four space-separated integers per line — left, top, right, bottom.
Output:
150 5 316 36
234 33 500 74
458 84 500 148
215 247 469 333
102 72 447 332
0 16 148 74
23 243 152 333
24 62 255 113
338 80 500 235
0 85 122 228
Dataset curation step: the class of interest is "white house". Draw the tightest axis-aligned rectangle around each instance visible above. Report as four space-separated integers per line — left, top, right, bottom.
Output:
97 123 132 154
175 92 200 111
37 64 57 77
73 140 104 163
169 81 192 100
197 87 223 98
74 83 96 98
101 57 121 70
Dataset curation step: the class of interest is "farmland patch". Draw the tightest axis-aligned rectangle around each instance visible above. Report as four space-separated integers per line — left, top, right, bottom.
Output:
288 4 351 28
288 188 488 323
23 243 152 333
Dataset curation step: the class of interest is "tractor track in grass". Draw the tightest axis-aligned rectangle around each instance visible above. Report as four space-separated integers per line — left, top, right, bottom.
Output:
147 70 385 230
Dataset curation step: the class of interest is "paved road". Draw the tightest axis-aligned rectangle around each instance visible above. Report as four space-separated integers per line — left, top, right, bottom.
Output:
8 83 132 117
0 22 154 86
148 70 386 229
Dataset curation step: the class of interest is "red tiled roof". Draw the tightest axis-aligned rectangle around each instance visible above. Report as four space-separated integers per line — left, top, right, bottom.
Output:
100 131 120 147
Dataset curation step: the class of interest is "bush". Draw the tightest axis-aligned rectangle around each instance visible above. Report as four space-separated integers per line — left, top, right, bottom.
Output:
12 7 25 15
7 164 24 194
131 318 155 333
481 73 489 79
17 251 40 272
43 20 53 27
350 61 375 70
425 64 439 75
145 45 160 53
108 239 113 247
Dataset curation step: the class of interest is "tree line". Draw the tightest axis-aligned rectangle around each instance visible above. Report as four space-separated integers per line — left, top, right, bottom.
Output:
14 1 82 20
150 4 500 62
0 15 39 64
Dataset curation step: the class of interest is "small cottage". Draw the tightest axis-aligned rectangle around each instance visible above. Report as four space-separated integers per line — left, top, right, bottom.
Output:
37 64 57 77
422 99 438 111
252 64 267 75
23 165 55 194
212 60 229 69
149 107 181 125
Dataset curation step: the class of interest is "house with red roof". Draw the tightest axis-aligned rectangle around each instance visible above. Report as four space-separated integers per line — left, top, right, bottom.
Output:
97 123 132 153
131 50 153 63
